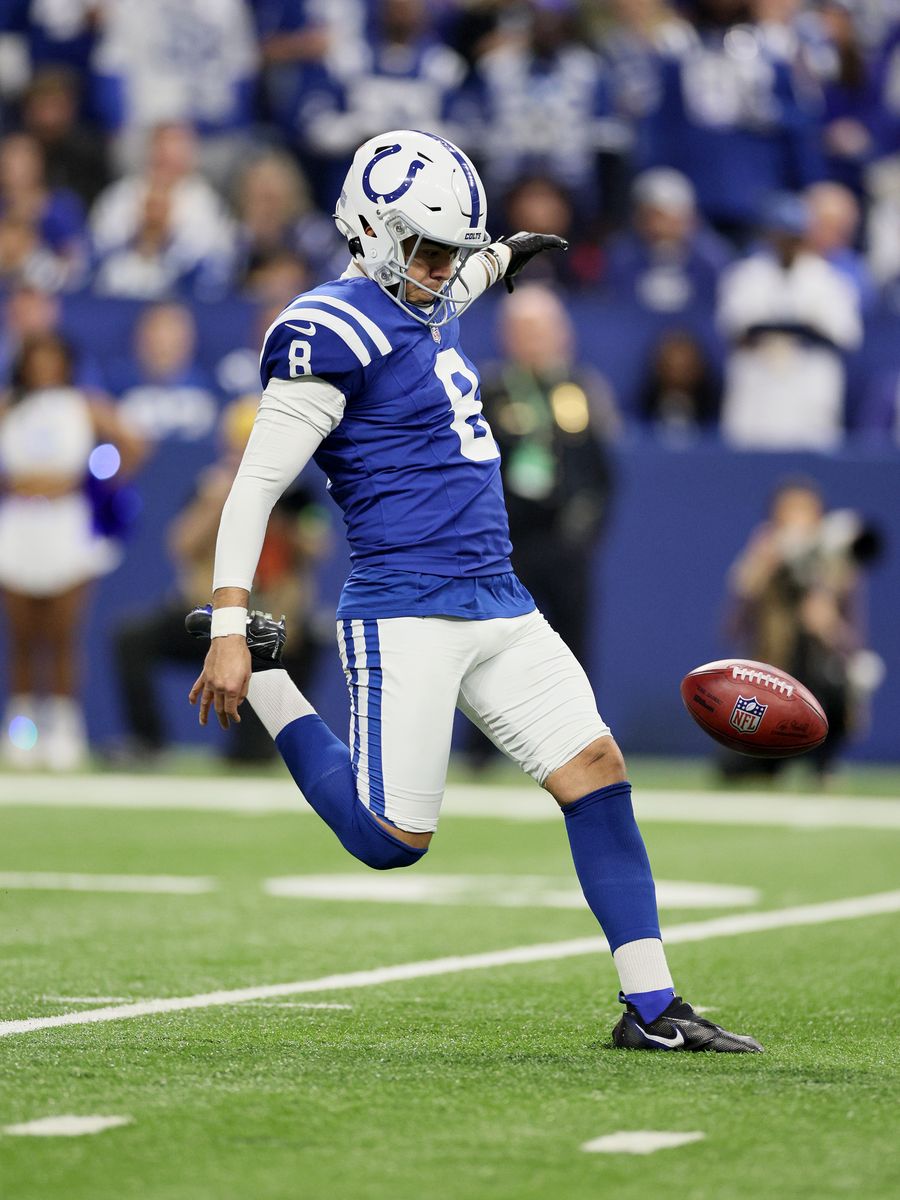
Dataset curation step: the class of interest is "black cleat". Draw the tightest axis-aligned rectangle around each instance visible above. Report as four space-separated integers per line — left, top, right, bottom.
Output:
612 994 764 1053
185 604 286 669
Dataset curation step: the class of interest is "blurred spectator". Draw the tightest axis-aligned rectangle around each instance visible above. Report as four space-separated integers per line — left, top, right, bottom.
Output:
243 247 311 306
870 17 900 157
112 394 328 764
0 283 104 388
804 180 875 310
725 477 884 780
0 213 65 291
861 13 900 283
604 167 733 313
600 0 693 124
480 284 616 667
228 151 344 291
437 0 518 66
805 0 878 194
257 0 369 130
19 67 110 208
639 329 721 433
2 0 100 76
456 0 623 218
717 192 862 449
500 175 593 286
0 285 59 382
638 0 826 242
90 180 226 300
109 303 219 446
0 131 86 288
865 155 900 287
89 123 233 274
295 0 467 202
214 300 293 400
90 0 259 180
0 331 143 769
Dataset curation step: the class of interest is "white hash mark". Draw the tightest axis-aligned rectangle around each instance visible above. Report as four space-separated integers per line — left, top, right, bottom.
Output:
582 1131 706 1155
3 1115 132 1137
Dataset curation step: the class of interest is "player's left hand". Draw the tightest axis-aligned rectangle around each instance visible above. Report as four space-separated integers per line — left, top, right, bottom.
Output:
500 232 569 292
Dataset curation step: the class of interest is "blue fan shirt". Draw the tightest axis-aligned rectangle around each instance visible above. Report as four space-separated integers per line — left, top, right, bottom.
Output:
259 274 534 621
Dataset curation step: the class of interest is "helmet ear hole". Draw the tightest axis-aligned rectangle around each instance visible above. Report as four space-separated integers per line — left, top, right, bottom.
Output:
358 216 377 237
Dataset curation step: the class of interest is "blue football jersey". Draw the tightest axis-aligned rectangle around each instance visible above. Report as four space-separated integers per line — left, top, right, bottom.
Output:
260 275 515 580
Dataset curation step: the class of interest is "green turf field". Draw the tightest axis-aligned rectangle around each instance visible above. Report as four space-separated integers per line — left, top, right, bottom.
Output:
1 759 899 1200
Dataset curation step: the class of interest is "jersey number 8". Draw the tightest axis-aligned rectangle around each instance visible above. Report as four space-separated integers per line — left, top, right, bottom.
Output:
289 339 312 377
434 348 500 463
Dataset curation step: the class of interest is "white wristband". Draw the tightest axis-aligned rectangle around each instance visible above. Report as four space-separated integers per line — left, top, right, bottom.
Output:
210 606 248 638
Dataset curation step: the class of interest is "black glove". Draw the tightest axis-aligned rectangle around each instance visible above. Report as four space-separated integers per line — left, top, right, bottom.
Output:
500 232 569 292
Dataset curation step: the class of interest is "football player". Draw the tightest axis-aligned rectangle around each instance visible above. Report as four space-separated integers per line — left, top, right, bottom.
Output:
188 129 761 1053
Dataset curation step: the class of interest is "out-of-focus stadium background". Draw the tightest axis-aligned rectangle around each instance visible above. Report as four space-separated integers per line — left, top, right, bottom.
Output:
1 0 899 769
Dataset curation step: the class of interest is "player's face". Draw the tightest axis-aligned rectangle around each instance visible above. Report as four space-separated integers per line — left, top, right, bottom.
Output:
403 237 458 305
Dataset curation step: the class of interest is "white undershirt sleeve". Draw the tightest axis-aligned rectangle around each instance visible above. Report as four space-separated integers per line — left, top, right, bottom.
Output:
212 376 346 593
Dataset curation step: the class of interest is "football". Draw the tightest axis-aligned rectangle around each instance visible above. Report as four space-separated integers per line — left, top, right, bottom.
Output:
680 659 829 758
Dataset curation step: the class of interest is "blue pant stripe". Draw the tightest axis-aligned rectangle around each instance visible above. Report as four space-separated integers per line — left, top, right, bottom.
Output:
342 619 361 776
363 618 385 817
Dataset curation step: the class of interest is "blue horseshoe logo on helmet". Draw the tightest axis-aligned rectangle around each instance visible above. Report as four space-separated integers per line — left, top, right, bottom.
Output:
362 144 426 205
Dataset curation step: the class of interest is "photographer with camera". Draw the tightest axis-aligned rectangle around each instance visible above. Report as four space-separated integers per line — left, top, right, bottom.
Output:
724 477 884 782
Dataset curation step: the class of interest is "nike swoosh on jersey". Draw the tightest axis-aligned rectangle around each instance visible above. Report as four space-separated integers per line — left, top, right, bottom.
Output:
286 321 317 336
638 1026 685 1048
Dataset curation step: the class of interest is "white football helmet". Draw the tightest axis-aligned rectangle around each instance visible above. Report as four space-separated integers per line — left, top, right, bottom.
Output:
334 129 491 327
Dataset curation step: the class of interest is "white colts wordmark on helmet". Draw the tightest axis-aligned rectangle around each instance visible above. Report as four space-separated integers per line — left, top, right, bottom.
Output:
334 129 491 327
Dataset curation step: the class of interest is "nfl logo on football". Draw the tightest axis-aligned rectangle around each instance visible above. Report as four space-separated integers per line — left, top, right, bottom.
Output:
729 695 767 734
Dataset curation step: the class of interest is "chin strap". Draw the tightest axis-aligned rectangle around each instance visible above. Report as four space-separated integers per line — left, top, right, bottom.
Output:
499 231 569 292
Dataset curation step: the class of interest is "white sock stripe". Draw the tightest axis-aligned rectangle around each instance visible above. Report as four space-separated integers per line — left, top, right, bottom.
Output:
246 672 314 738
612 939 674 995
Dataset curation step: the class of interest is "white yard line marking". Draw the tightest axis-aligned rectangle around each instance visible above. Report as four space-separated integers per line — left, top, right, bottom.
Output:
2 774 900 829
2 1115 132 1137
1 890 898 1040
244 1002 353 1010
264 875 759 910
582 1131 706 1155
43 996 132 1005
0 872 215 894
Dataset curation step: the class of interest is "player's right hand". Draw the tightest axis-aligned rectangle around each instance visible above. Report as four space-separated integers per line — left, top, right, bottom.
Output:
189 636 252 729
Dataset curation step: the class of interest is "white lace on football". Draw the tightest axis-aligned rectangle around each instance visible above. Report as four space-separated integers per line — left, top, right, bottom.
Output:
730 665 794 697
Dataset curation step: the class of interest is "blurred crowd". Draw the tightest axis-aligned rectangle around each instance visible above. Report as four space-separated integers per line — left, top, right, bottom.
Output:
0 1 899 437
0 0 897 768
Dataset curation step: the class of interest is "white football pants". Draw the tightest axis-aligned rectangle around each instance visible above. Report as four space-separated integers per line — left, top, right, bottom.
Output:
336 609 610 833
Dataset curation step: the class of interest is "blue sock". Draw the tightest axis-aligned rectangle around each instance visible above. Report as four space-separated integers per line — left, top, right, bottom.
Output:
275 714 426 871
624 988 674 1024
563 781 674 1022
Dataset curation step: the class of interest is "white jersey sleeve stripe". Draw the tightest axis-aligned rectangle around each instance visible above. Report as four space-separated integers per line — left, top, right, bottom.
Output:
301 296 393 355
259 307 373 369
283 307 372 365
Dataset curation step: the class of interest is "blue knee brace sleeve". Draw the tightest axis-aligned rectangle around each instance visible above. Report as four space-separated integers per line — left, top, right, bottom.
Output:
275 715 426 871
562 781 661 951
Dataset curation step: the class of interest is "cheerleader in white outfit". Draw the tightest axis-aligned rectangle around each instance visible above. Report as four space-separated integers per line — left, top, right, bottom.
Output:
0 332 143 768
